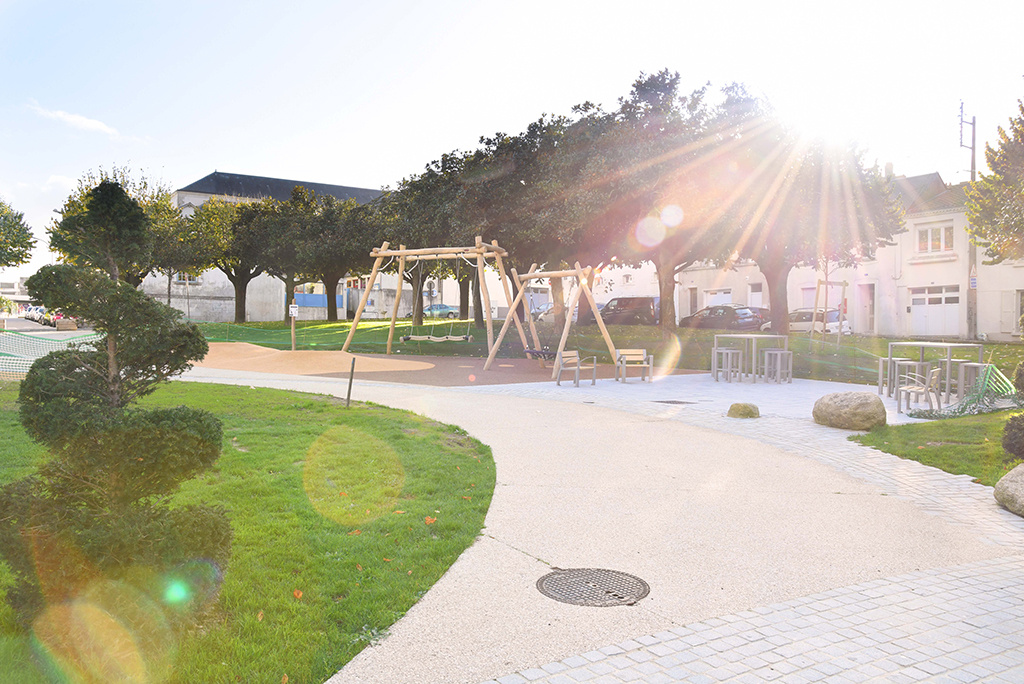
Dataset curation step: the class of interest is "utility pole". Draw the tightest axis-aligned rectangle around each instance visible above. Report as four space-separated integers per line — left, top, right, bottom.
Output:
961 102 978 339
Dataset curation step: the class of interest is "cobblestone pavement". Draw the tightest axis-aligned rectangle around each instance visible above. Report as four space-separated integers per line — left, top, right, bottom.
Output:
464 375 1024 684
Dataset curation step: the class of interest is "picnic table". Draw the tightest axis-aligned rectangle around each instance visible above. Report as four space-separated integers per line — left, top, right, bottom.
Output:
713 333 789 383
880 341 984 403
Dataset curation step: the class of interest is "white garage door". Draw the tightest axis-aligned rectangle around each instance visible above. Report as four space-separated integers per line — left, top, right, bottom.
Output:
910 285 960 336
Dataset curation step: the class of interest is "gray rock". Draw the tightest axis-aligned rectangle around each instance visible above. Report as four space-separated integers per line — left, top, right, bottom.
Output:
812 392 886 430
727 402 759 418
995 463 1024 518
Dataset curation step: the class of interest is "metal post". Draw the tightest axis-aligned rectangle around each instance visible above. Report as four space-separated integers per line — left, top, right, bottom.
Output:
962 104 978 339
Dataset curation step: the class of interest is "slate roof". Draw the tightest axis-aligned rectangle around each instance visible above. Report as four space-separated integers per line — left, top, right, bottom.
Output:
891 173 967 215
178 171 382 204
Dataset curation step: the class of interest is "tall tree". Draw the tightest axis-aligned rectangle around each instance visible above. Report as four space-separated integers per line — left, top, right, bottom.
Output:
0 196 36 268
192 197 277 324
50 166 185 286
296 191 381 322
722 131 904 332
966 100 1024 261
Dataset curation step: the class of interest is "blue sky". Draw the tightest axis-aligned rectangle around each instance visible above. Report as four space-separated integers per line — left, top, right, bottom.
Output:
2 0 1022 278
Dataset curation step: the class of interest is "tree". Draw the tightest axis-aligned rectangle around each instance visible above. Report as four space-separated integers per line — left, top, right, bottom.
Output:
722 132 904 332
0 181 230 645
295 190 382 322
0 196 35 268
191 197 277 324
966 100 1024 261
50 166 186 286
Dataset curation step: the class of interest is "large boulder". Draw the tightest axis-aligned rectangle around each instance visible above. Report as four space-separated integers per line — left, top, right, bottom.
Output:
812 392 886 431
727 403 759 418
995 463 1024 518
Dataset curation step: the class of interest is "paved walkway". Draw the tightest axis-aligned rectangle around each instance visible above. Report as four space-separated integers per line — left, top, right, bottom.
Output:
181 358 1024 684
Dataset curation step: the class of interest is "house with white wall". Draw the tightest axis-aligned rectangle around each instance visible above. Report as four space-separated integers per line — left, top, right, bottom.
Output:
673 172 1024 341
141 171 382 322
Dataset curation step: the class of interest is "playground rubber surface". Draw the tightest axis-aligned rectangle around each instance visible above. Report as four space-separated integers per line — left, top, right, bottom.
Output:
196 341 698 386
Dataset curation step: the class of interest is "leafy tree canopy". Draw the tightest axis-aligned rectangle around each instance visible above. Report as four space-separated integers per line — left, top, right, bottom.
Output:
0 196 35 268
967 100 1024 261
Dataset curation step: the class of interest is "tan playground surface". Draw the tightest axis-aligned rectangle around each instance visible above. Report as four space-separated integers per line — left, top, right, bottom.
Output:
195 342 662 386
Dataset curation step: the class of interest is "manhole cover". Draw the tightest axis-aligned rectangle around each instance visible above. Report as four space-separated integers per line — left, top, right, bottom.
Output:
536 568 650 607
652 400 695 405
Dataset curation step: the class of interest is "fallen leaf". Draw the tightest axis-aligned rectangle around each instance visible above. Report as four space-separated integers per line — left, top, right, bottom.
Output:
356 564 363 571
407 570 413 575
394 510 405 515
257 610 264 622
383 557 392 562
456 466 460 470
425 516 436 525
347 529 361 536
293 589 303 600
462 496 472 500
282 676 288 684
339 491 348 497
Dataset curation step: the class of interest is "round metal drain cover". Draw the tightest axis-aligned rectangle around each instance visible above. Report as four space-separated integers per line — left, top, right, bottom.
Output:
536 568 650 607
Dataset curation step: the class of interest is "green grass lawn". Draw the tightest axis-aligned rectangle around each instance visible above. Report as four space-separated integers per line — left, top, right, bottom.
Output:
852 410 1020 487
0 381 496 683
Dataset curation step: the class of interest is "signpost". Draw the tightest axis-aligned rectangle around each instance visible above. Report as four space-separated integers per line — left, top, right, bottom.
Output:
289 301 298 351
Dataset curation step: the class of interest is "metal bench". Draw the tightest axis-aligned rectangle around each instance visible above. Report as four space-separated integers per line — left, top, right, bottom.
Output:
555 350 597 387
616 348 654 383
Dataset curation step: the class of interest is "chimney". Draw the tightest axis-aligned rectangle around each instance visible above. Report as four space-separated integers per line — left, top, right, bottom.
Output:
884 162 894 179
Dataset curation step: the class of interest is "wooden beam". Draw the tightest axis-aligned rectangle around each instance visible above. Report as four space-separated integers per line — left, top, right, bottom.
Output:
385 246 407 355
341 241 389 352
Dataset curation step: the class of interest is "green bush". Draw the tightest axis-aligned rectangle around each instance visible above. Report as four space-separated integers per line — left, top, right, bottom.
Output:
0 182 230 638
1003 413 1024 464
1014 361 1024 394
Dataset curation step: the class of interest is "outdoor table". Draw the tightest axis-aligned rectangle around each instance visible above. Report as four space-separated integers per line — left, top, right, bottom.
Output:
883 341 984 404
713 333 788 383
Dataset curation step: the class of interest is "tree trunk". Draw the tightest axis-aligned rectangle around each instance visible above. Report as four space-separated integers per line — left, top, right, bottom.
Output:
472 271 484 327
655 255 678 333
458 276 470 319
550 276 565 330
322 270 343 322
410 268 425 326
761 261 794 334
166 270 173 305
219 265 258 324
279 269 298 321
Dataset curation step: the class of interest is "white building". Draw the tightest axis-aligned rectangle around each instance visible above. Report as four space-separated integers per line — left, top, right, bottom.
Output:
673 172 1024 341
141 171 382 322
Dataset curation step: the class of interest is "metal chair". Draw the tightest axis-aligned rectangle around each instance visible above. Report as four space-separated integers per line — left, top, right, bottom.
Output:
897 367 942 413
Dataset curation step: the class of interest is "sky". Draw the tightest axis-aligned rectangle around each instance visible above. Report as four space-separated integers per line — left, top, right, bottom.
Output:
1 0 1022 280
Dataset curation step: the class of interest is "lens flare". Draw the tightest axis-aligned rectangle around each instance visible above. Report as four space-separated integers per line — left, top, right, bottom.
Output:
303 425 404 526
634 216 666 248
32 579 175 684
660 205 684 227
653 336 682 382
164 581 189 605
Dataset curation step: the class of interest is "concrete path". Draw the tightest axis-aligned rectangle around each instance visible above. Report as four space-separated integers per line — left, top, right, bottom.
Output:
180 362 1024 684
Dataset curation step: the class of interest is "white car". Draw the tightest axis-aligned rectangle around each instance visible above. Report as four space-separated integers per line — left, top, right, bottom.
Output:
761 308 852 335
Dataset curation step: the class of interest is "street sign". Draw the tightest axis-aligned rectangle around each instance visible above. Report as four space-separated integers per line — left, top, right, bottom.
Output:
289 304 299 318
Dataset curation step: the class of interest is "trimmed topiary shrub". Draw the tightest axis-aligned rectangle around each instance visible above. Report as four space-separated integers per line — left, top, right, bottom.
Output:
0 181 230 642
1003 413 1024 465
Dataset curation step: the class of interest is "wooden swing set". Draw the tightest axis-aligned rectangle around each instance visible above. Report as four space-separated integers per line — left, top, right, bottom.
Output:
341 237 536 357
483 262 616 379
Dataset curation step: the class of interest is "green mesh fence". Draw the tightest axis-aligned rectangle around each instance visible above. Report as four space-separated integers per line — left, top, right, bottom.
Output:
0 331 103 381
909 365 1024 419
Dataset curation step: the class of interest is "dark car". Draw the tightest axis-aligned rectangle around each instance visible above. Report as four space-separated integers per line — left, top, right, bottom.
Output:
580 296 658 325
747 307 771 327
678 304 761 331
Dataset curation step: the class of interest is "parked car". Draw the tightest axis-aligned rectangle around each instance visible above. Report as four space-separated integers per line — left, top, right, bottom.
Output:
537 304 578 324
747 307 771 327
24 305 45 323
422 303 458 318
761 308 852 335
679 304 761 330
580 296 657 325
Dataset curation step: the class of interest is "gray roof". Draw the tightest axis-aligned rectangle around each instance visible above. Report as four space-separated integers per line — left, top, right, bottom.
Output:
178 171 382 204
892 173 966 215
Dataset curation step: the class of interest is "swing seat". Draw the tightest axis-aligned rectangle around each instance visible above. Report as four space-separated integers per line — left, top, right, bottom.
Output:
524 348 557 361
400 334 474 343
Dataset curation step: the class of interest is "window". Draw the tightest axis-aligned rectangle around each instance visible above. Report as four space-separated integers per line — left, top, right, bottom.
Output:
916 221 955 253
174 273 198 284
